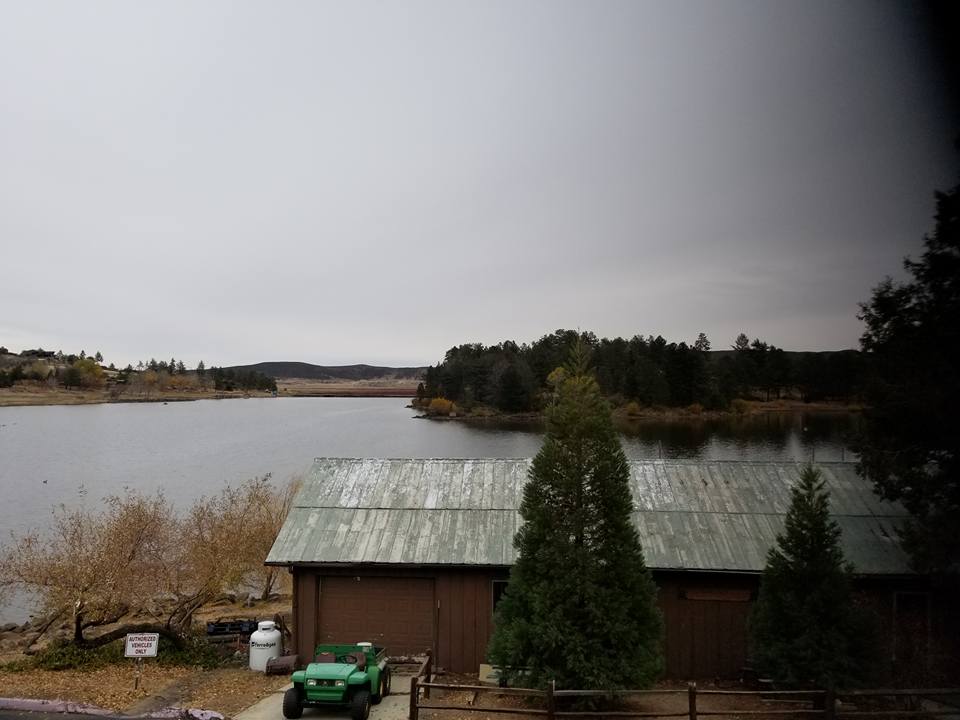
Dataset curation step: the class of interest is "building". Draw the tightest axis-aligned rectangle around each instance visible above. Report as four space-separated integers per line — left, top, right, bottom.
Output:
266 458 952 681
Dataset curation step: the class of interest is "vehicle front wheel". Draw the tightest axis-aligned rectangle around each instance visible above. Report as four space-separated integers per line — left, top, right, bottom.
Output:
282 688 303 719
351 689 371 720
382 668 392 698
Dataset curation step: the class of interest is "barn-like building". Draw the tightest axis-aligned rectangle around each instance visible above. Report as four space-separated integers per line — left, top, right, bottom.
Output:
266 458 951 681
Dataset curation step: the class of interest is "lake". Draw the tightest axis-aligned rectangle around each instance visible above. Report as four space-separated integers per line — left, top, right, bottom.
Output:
0 397 860 621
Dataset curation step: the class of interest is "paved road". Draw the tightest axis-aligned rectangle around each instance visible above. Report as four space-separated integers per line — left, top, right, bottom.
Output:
0 714 123 720
236 674 412 720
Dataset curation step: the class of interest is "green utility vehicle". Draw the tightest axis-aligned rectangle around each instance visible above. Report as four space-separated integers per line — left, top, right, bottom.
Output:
283 642 391 720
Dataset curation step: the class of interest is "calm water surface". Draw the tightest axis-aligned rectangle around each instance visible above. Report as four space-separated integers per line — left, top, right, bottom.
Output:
0 397 859 620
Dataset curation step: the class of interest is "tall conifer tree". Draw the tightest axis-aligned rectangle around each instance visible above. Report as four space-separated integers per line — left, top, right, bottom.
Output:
488 343 662 690
750 465 876 688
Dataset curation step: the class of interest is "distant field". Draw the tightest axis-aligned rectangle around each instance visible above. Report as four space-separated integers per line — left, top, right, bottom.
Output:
277 378 418 397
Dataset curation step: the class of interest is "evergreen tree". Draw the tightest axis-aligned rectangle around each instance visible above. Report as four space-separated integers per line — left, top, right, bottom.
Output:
750 465 876 688
857 183 960 574
488 343 662 690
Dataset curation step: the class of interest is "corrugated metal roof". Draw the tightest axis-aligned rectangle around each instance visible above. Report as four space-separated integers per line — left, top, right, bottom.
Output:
266 458 912 575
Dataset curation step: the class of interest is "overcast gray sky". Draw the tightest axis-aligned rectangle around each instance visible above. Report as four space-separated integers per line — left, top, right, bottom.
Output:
1 1 957 368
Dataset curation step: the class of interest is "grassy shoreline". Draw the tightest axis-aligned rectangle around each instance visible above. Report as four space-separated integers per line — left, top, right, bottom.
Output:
416 398 863 422
0 380 418 407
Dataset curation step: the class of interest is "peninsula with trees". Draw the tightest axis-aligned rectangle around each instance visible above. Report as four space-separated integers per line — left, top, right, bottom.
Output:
415 331 864 419
0 349 425 407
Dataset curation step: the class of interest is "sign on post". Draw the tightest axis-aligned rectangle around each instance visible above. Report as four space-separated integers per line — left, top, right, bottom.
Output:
125 633 159 657
125 633 159 690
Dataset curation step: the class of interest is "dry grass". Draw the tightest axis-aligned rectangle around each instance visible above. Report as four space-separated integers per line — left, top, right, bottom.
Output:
175 669 289 716
0 380 416 406
277 378 417 397
419 676 813 720
0 665 288 714
0 665 194 710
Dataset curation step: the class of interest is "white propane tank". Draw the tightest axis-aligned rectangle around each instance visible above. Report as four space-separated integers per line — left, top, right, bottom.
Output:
249 620 282 672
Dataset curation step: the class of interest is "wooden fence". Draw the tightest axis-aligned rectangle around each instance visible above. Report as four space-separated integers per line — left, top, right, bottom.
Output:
408 682 960 720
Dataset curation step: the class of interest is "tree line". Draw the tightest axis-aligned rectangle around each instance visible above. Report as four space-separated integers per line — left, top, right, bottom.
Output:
0 348 276 393
420 330 863 414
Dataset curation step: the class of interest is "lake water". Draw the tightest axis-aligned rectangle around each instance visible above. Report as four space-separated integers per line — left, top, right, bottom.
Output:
0 397 860 621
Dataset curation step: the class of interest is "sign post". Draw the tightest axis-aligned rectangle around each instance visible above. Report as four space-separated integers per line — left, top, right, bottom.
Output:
124 633 159 690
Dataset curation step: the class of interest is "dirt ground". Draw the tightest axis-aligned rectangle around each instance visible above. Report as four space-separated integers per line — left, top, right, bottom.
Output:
420 676 816 720
0 665 288 714
0 597 294 714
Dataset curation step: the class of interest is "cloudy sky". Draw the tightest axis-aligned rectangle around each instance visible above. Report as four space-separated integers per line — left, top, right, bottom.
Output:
1 1 957 368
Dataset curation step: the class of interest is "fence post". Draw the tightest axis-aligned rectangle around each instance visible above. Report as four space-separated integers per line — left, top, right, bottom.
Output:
424 651 432 700
688 682 698 720
824 688 835 720
409 675 419 720
546 679 556 720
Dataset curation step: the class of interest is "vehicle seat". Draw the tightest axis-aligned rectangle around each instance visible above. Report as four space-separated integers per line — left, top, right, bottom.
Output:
315 651 336 663
343 652 367 670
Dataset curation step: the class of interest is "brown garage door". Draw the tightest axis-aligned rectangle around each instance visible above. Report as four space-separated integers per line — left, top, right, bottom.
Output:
319 576 434 656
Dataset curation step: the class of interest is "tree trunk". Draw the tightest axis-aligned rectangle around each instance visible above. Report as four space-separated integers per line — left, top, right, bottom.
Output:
74 612 84 645
80 622 185 649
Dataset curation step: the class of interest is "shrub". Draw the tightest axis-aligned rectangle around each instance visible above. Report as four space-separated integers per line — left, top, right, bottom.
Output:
731 398 749 415
686 403 704 415
624 401 644 417
33 639 124 670
427 397 454 416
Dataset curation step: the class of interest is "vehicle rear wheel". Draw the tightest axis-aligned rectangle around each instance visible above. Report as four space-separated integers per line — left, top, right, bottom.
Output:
351 689 371 720
282 688 303 719
372 668 391 704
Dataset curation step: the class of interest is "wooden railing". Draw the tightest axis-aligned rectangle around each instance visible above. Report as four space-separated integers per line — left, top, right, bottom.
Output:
408 682 960 720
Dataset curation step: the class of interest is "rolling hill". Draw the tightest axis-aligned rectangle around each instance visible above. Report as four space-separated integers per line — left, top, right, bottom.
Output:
222 361 426 381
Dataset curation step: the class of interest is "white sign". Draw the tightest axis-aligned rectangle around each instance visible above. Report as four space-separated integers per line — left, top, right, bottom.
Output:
124 633 159 658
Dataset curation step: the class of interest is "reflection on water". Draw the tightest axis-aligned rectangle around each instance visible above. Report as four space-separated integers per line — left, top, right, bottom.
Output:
617 411 860 462
461 410 860 463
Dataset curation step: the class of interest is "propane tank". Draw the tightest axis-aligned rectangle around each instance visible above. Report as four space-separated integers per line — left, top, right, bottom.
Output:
249 620 282 672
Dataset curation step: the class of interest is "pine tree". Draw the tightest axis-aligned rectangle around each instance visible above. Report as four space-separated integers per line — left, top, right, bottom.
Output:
488 342 663 690
857 183 960 573
750 465 876 688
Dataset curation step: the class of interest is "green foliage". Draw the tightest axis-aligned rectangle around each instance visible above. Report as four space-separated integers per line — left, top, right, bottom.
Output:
24 635 221 671
32 639 125 670
856 184 960 575
488 362 663 690
424 329 855 414
154 634 222 669
750 466 877 688
60 365 82 389
209 366 277 392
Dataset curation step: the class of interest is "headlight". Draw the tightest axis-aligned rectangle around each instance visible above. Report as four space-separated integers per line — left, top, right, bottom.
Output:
306 679 317 686
335 680 345 687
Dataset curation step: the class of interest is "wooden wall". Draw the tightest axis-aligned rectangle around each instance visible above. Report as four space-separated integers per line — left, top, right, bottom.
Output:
290 565 955 681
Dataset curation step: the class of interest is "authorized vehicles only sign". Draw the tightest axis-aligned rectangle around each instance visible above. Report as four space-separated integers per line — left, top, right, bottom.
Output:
124 633 159 657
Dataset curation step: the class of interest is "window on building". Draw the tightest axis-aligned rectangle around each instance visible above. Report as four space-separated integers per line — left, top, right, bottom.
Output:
492 580 509 610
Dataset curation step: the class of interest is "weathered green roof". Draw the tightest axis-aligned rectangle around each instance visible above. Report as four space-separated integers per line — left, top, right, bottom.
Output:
266 458 912 575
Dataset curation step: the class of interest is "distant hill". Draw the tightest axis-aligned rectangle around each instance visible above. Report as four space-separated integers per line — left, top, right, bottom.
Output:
222 361 427 381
